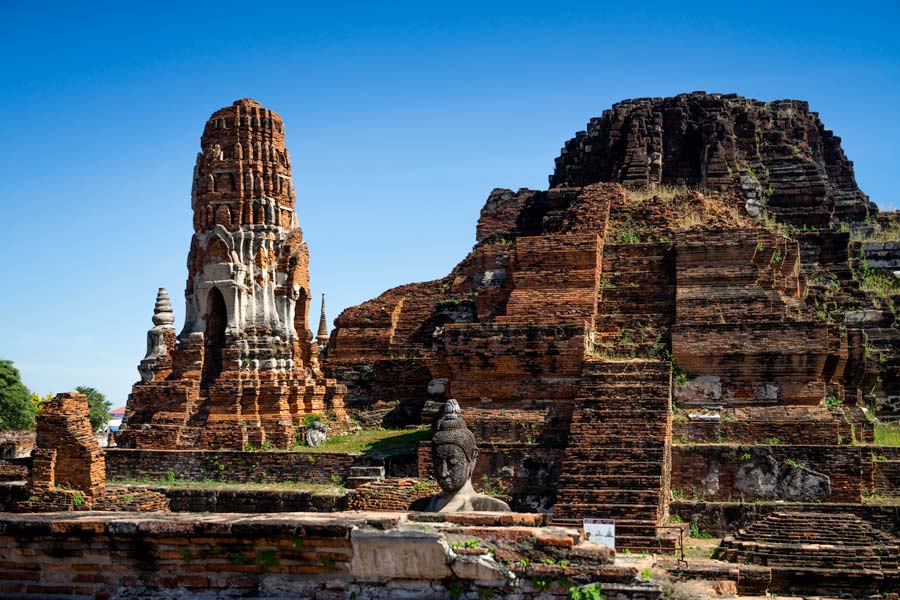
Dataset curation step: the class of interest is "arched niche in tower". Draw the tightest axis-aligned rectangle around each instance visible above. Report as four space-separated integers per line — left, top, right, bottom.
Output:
201 287 228 388
206 235 232 262
294 286 311 343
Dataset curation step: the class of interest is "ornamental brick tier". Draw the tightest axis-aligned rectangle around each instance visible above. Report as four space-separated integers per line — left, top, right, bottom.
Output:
117 99 346 451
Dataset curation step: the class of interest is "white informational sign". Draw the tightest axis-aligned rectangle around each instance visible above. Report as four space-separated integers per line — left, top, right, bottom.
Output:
583 518 615 550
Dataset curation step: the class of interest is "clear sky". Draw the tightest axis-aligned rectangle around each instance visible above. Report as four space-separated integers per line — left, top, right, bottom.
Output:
1 0 898 407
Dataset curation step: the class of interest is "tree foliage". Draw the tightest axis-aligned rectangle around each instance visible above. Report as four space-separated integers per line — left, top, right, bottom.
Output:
30 392 54 414
75 386 111 431
0 360 35 430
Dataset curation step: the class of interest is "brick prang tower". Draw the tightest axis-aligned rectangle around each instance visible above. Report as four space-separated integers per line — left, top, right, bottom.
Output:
118 99 346 450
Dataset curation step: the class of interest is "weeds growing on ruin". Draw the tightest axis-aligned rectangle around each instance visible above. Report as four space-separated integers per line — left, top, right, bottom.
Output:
291 427 430 454
568 582 605 600
688 522 713 539
824 394 842 411
850 220 900 243
874 421 900 446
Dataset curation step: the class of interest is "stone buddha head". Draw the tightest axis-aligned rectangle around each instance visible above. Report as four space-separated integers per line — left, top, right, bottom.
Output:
431 399 478 494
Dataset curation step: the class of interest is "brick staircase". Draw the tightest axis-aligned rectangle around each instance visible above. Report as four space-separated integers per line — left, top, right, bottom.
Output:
591 243 675 359
553 358 676 552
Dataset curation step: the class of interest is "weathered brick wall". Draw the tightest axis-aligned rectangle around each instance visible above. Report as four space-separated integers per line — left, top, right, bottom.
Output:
671 445 861 503
0 459 28 482
672 406 850 445
0 431 35 459
441 323 586 407
672 229 845 409
105 449 356 484
347 478 440 511
0 482 345 514
153 486 347 512
873 461 900 496
0 511 641 600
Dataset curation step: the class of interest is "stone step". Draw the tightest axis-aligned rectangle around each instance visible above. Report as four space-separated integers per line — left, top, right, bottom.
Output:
349 466 385 478
345 476 383 489
555 488 662 506
556 474 662 488
559 458 664 472
554 502 661 521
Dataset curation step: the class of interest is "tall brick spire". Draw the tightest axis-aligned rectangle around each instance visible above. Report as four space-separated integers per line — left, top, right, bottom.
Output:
118 99 346 451
317 293 329 346
181 98 312 368
191 98 297 233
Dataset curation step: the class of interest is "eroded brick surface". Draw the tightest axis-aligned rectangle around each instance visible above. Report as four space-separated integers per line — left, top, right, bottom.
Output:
118 99 346 451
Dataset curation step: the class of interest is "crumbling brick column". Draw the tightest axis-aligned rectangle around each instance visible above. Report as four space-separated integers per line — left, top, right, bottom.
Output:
30 392 105 498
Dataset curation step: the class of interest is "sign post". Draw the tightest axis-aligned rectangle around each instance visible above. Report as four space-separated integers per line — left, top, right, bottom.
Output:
583 518 615 550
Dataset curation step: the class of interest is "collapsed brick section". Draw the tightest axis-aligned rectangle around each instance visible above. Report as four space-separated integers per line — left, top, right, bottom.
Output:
17 393 169 512
28 392 104 498
347 477 440 511
715 511 900 596
550 92 874 226
118 99 346 451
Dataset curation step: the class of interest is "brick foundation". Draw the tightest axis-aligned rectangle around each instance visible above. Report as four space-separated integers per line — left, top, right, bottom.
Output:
0 511 655 600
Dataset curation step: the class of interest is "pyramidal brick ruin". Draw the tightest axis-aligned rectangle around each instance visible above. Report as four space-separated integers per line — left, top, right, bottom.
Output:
6 93 894 599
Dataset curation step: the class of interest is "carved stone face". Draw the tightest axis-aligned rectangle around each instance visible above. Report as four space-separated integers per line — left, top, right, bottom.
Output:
433 443 476 494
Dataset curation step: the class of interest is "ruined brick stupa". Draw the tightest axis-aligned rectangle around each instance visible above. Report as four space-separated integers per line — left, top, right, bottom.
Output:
117 99 346 450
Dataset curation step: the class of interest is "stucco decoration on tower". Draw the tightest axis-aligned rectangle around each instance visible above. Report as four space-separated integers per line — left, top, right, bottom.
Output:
117 99 346 451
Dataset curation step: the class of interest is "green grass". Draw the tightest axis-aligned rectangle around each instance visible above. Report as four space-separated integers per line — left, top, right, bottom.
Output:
296 427 431 455
874 421 900 446
108 477 345 493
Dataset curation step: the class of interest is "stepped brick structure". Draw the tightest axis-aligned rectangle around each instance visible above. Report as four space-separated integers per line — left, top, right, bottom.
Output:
325 92 899 548
118 99 346 451
550 93 874 225
716 511 900 595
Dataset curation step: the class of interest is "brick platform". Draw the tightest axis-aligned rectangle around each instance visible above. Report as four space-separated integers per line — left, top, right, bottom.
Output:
715 511 900 596
0 511 654 600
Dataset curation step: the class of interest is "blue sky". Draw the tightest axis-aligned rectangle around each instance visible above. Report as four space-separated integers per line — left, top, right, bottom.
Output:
1 0 898 406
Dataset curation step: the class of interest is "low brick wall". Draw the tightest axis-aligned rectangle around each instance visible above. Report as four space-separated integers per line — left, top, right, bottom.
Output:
0 511 656 600
347 478 440 511
0 431 35 459
0 459 28 482
873 461 900 496
672 500 900 538
105 449 357 485
671 445 862 503
153 486 347 512
0 483 346 514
